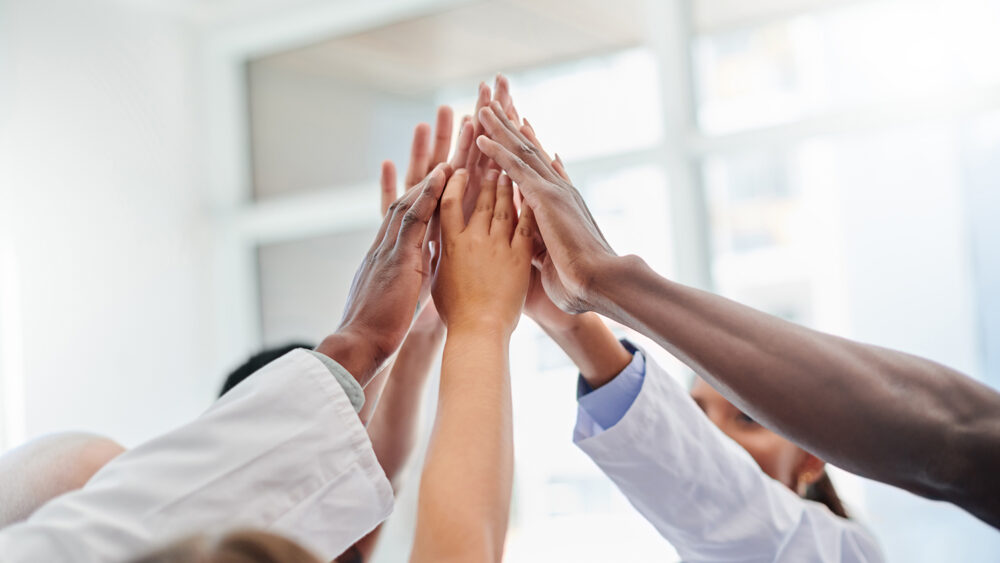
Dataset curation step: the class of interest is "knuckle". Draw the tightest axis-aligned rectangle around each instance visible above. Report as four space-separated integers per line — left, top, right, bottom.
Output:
493 210 511 221
516 142 536 158
401 210 427 227
440 196 457 211
387 200 407 215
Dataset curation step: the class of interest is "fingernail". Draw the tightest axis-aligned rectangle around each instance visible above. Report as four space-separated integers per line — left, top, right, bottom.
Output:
476 135 489 149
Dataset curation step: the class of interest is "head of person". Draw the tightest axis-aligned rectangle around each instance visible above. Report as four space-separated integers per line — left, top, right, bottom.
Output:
219 342 316 397
130 530 321 563
0 432 126 528
689 378 848 518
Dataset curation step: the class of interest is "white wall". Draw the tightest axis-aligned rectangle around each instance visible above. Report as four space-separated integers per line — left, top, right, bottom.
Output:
0 0 218 448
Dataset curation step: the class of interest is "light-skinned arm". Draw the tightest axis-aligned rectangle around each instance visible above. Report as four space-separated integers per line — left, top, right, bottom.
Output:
409 169 535 563
475 98 1000 529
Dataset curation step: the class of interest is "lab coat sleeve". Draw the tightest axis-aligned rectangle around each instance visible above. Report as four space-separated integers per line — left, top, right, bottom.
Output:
0 349 393 563
574 347 884 563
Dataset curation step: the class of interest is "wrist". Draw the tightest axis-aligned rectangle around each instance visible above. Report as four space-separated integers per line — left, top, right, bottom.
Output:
535 309 595 335
411 314 446 337
583 254 651 316
315 330 382 387
446 315 516 340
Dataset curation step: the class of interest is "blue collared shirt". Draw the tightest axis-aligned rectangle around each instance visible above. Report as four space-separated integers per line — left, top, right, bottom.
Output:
576 339 646 433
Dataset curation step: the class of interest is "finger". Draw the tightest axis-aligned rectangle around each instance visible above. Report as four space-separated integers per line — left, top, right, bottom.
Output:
439 168 469 241
464 83 492 171
551 153 570 181
519 122 571 182
405 123 433 187
471 82 491 129
384 163 446 242
491 173 516 240
469 169 499 233
395 163 450 250
479 105 561 184
475 135 547 200
449 121 474 169
430 106 454 166
423 209 441 275
493 74 520 124
518 119 553 163
513 203 537 255
380 160 398 217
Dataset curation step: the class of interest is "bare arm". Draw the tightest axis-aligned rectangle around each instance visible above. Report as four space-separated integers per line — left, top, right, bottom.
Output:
475 99 1000 528
410 170 534 562
344 312 444 562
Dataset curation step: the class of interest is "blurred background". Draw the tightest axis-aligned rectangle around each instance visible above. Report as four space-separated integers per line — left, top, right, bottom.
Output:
1 0 999 560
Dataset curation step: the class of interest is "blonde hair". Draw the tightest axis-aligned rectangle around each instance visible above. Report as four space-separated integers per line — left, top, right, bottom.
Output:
130 530 322 563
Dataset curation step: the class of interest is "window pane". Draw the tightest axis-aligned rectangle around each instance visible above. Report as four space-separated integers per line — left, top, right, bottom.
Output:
693 0 1000 134
577 165 672 275
257 229 375 346
248 64 436 201
441 48 664 162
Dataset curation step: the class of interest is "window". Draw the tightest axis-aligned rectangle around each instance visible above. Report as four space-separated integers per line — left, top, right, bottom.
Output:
693 0 1000 559
220 0 1000 560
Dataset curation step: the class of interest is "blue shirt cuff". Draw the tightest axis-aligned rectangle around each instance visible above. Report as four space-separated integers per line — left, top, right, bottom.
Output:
576 339 646 432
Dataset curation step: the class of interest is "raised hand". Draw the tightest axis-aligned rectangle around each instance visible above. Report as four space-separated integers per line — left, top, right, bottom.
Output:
513 121 578 330
381 106 474 308
476 99 616 314
460 75 522 222
432 168 535 336
321 164 449 385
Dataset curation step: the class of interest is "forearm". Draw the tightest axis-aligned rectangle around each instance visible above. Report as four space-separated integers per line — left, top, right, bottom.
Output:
336 328 444 563
537 312 632 389
369 323 445 486
591 255 1000 523
410 327 513 563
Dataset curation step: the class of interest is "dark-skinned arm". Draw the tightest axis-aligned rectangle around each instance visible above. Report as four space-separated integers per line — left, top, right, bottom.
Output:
475 98 1000 529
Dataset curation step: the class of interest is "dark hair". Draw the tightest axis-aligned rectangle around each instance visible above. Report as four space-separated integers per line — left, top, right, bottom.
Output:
130 529 321 563
219 343 316 397
804 471 849 518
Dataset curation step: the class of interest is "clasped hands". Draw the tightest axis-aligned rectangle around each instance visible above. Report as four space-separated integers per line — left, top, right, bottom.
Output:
319 75 620 384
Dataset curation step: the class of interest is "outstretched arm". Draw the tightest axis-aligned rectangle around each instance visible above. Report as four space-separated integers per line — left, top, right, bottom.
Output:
476 99 1000 528
410 169 534 562
339 107 464 562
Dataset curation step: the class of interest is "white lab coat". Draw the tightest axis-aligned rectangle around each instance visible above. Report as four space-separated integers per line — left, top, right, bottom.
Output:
0 349 393 562
574 349 884 563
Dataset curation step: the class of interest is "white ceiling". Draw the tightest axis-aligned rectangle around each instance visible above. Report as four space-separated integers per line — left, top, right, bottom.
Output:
252 0 647 95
